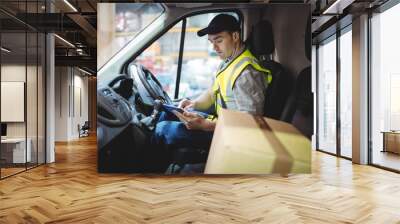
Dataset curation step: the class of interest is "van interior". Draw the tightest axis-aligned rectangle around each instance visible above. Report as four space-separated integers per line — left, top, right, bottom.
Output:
97 3 311 173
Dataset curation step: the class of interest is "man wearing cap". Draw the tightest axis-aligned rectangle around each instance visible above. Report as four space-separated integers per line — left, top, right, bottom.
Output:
153 14 271 158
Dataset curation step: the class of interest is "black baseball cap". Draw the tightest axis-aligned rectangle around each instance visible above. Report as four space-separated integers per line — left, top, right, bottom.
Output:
197 14 240 37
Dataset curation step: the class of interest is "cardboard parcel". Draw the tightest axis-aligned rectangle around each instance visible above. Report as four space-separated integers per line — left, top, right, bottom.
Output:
205 109 311 174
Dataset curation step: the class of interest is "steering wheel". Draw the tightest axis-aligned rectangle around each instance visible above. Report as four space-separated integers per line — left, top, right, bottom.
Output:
97 87 133 127
129 63 172 106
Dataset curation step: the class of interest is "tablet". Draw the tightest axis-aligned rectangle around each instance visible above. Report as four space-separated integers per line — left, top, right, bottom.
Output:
162 104 185 114
162 103 209 121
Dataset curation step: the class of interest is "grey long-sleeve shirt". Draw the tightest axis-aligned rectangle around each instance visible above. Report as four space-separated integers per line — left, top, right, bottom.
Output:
233 65 267 115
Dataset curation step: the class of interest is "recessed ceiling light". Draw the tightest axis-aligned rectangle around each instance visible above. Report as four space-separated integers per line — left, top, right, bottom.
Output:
63 0 78 12
322 0 354 15
78 67 93 76
54 34 75 48
1 47 11 53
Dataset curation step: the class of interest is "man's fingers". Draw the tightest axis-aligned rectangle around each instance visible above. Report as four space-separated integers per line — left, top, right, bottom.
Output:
183 116 206 130
184 121 193 130
178 101 185 109
178 99 187 108
182 103 193 110
179 99 193 109
183 111 197 118
183 111 202 119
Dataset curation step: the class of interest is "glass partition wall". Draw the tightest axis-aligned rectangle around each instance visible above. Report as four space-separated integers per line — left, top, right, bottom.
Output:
0 31 27 177
339 27 352 159
370 2 400 171
317 35 337 155
316 25 353 159
316 0 400 172
0 2 46 179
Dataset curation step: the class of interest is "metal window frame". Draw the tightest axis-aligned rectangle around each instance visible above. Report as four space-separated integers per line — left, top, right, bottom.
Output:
174 18 186 99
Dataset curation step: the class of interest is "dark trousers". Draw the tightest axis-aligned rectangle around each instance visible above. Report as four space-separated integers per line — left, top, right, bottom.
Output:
153 111 214 149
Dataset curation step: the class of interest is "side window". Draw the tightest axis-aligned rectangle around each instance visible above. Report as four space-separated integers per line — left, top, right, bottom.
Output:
179 12 239 99
135 12 239 99
136 22 183 97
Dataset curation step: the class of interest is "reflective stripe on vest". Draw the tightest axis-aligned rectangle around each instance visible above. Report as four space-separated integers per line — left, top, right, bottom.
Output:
212 49 272 117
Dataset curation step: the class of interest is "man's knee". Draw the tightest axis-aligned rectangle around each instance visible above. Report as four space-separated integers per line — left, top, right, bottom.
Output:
154 121 168 142
154 121 185 145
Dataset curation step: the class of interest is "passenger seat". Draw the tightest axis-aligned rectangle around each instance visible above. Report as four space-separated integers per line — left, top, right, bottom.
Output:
246 20 293 120
280 16 313 139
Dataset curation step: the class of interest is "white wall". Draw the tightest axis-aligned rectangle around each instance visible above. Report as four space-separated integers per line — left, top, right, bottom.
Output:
55 67 89 141
261 5 311 79
55 66 68 141
73 73 89 137
1 65 35 137
1 65 26 140
1 63 46 164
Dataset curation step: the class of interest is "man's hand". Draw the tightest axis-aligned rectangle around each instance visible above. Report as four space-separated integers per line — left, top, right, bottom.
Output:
178 98 195 110
183 111 215 131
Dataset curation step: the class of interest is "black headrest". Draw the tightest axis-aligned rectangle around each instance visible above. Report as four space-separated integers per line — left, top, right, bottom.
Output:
305 15 311 61
248 20 275 56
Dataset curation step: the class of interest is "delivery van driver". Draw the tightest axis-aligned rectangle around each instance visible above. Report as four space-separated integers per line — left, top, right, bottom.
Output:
152 14 272 164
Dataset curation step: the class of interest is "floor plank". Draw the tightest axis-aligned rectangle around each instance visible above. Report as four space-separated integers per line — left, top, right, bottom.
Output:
372 150 400 171
1 135 400 223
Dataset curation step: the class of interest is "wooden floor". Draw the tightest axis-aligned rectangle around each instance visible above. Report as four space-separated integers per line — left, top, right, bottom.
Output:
1 167 26 178
1 163 44 178
373 150 400 171
1 135 400 223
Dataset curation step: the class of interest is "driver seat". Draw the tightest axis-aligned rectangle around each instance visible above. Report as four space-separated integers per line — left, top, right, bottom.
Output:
246 20 293 119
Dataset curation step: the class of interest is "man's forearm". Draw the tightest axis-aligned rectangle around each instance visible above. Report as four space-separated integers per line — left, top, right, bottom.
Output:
193 88 214 111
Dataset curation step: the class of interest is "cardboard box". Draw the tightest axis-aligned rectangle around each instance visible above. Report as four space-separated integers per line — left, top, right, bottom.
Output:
205 109 311 174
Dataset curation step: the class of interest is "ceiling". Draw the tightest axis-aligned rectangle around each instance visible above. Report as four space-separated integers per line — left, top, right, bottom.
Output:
0 0 97 74
0 0 392 74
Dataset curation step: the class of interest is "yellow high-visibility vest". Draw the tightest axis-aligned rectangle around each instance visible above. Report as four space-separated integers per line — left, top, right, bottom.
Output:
211 49 272 118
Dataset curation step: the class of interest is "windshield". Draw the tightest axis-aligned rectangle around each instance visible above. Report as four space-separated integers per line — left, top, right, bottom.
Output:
98 3 164 69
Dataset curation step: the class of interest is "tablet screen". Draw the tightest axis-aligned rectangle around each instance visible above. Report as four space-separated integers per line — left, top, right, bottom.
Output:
162 104 184 114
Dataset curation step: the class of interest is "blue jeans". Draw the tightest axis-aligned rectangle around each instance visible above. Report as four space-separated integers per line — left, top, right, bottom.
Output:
153 111 214 149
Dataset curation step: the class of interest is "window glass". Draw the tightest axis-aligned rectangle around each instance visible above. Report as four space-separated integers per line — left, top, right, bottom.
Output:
318 37 337 154
98 3 164 68
135 22 183 98
179 12 239 99
339 29 352 158
134 12 239 100
371 3 400 171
